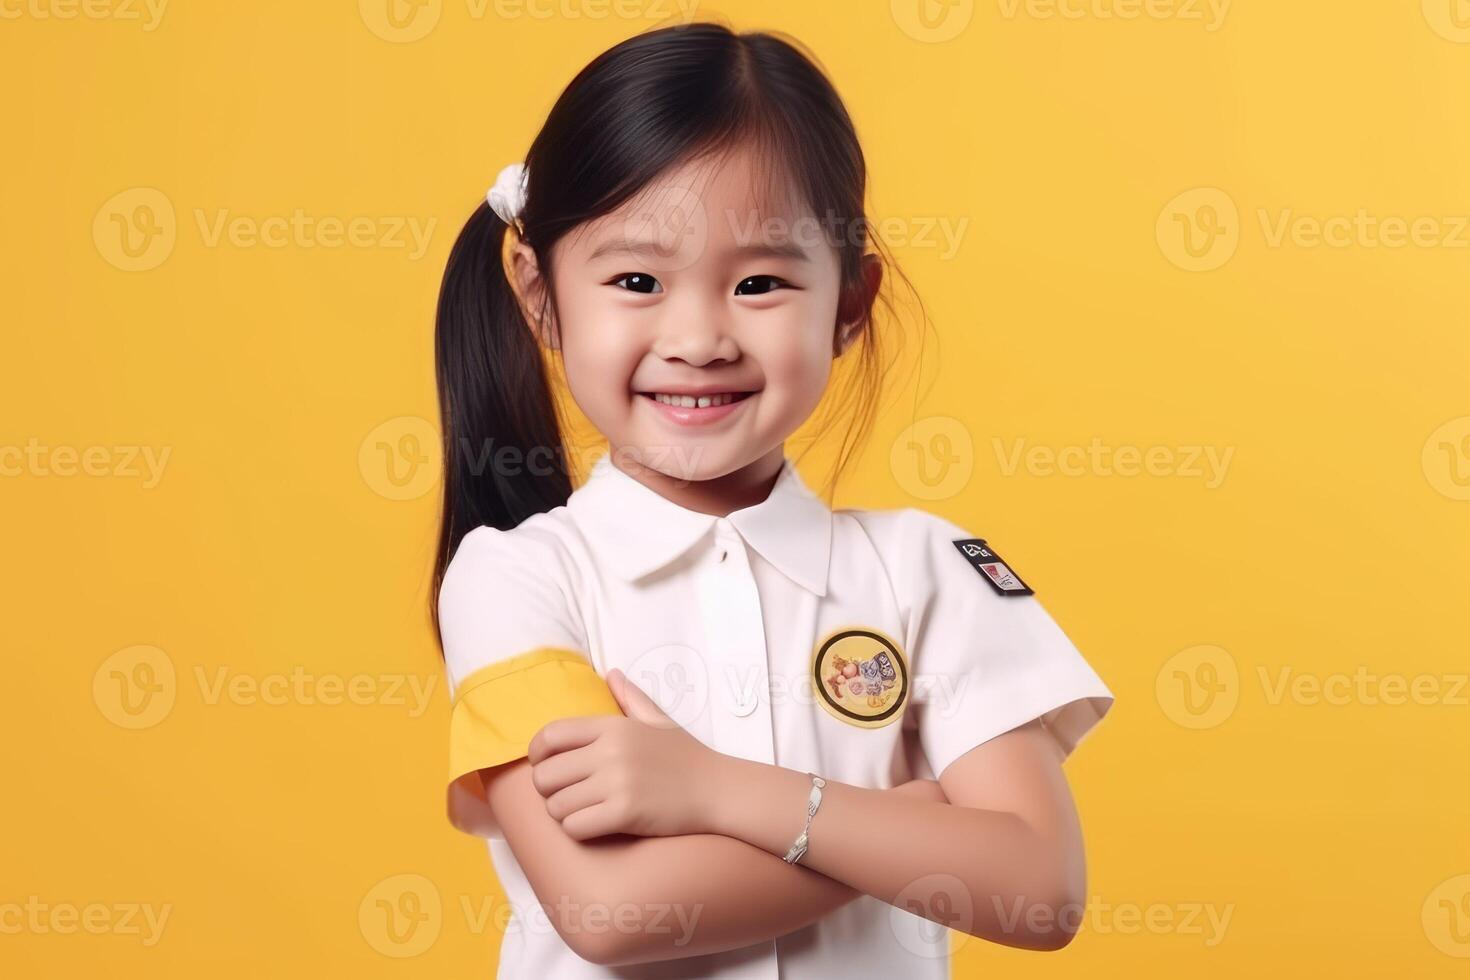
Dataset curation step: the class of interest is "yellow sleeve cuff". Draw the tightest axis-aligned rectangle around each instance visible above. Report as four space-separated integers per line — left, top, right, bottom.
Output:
447 646 620 783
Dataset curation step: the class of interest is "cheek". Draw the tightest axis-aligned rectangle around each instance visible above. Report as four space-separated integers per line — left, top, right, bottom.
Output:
553 281 642 407
755 297 837 397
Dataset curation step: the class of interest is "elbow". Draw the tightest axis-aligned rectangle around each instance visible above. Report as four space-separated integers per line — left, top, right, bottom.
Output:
987 887 1084 953
547 888 659 968
1021 827 1087 951
563 931 623 968
554 914 629 967
548 903 628 967
563 925 658 969
984 854 1087 952
1028 873 1087 952
1028 898 1083 952
1026 858 1087 951
533 880 620 966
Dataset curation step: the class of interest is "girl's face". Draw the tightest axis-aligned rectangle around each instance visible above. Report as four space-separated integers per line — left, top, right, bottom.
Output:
512 146 880 486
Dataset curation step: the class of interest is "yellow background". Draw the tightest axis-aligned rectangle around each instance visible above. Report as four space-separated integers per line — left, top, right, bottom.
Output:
4 0 1468 975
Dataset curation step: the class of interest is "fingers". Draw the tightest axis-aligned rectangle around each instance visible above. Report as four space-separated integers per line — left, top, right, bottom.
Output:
541 773 603 823
526 716 610 765
559 801 623 842
607 667 676 728
529 745 597 798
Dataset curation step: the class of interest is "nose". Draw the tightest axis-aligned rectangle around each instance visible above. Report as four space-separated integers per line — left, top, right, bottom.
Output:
650 291 741 367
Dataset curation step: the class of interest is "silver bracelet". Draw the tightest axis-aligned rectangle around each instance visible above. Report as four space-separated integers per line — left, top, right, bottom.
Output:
782 773 826 864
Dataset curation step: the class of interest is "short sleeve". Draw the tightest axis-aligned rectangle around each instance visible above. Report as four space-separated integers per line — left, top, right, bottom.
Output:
437 524 621 838
899 510 1114 778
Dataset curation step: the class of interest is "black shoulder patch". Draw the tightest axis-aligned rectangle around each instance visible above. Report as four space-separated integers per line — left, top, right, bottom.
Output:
951 539 1034 596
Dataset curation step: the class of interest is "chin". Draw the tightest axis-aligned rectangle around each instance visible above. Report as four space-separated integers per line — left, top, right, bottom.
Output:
617 439 737 484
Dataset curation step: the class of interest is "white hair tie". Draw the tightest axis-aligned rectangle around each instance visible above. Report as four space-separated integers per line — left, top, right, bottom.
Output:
486 162 529 228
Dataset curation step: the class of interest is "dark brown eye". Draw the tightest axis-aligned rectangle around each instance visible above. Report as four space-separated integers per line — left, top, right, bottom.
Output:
734 275 786 295
613 273 662 294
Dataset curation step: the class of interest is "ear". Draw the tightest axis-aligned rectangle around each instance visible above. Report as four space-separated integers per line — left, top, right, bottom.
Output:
834 252 883 358
508 238 559 350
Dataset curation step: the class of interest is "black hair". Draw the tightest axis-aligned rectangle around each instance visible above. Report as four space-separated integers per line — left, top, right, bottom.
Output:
431 20 921 639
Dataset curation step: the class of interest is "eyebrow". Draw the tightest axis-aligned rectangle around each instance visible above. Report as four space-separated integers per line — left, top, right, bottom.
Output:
587 238 812 263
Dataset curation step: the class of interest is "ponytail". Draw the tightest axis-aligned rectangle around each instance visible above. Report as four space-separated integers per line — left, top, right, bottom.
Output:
430 202 571 638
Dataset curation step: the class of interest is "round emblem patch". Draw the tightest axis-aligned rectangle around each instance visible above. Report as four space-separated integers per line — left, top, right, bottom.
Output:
812 626 909 729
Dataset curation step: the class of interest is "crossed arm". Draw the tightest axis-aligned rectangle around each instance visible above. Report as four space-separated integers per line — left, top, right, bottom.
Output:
483 759 936 964
480 715 1087 967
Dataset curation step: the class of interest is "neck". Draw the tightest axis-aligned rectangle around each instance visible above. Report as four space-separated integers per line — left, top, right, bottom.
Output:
607 445 787 517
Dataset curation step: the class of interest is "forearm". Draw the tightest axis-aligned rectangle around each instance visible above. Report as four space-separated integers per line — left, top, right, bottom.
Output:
494 762 835 964
584 776 947 965
490 761 945 965
704 758 1077 951
555 828 855 964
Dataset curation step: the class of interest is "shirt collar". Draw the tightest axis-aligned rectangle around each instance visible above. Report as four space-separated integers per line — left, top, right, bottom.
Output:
566 452 833 597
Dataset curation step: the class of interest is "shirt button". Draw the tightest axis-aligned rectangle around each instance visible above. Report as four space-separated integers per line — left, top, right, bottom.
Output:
713 518 735 561
727 690 757 716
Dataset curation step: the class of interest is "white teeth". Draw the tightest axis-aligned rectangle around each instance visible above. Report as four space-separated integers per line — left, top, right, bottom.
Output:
651 392 743 408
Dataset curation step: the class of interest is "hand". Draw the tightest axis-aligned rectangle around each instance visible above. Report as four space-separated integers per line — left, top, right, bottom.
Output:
526 667 729 842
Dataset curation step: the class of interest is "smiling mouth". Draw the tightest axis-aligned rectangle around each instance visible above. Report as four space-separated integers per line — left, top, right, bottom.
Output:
636 391 757 409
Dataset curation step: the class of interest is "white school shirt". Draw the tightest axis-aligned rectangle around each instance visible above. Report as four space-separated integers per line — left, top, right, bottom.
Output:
438 451 1114 980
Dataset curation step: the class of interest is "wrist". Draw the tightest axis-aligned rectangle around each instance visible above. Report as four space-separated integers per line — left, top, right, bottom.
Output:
704 756 816 856
693 749 743 835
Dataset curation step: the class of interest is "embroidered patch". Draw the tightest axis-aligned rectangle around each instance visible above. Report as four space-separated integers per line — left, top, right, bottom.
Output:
951 539 1034 596
811 626 909 729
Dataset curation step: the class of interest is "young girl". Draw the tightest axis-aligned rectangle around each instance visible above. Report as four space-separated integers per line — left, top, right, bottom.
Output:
432 21 1113 978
